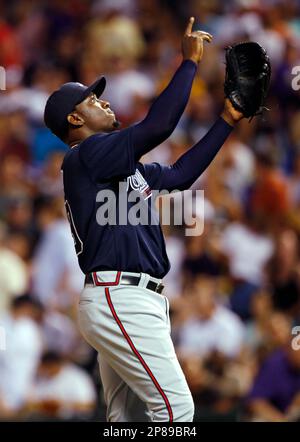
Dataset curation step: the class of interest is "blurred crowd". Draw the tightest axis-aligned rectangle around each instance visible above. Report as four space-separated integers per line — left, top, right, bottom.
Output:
0 0 300 422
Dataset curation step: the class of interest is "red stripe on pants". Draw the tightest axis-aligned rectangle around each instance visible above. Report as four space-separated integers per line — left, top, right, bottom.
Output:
105 287 173 422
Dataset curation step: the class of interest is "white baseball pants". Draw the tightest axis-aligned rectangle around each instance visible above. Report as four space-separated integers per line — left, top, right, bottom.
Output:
77 271 194 422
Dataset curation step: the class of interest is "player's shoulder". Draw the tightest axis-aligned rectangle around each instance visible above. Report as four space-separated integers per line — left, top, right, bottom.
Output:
61 145 79 171
62 128 135 185
81 127 132 148
60 132 110 170
78 127 133 160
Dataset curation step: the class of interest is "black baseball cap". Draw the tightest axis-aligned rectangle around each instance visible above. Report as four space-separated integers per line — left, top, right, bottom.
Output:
44 76 106 141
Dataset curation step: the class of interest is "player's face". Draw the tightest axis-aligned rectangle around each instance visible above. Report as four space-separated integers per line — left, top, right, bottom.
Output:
76 93 118 132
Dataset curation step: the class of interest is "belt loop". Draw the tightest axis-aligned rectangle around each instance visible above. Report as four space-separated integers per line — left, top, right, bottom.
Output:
140 272 149 289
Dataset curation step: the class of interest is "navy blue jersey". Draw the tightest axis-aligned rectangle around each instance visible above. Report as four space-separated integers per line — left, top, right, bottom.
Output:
60 58 233 279
61 127 171 278
61 116 233 278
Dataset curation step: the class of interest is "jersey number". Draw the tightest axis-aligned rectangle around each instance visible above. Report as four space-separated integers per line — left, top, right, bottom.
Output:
65 200 83 256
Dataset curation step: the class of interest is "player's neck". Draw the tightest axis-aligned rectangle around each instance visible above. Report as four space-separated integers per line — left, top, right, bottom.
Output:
68 128 97 148
69 139 81 148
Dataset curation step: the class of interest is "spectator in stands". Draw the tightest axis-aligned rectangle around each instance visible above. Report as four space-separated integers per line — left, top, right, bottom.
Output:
0 295 43 417
220 210 274 320
267 229 300 314
31 196 84 310
177 275 245 359
246 342 300 422
26 351 96 420
0 223 28 313
248 152 290 231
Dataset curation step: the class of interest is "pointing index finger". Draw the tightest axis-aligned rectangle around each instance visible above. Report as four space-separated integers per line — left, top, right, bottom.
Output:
185 16 195 35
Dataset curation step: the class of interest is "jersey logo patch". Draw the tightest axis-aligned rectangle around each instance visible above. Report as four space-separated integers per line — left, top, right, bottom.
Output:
126 169 152 200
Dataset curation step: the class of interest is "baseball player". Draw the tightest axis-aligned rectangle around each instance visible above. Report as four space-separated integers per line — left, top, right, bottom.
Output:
44 17 243 422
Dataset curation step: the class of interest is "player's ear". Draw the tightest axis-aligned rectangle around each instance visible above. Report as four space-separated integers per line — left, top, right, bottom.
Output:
67 112 84 128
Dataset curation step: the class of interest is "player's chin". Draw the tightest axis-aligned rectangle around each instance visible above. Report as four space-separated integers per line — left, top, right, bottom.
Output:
112 119 121 129
106 118 120 131
102 116 120 132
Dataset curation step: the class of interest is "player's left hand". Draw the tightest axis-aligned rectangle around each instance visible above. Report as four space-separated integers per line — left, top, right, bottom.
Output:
221 98 244 126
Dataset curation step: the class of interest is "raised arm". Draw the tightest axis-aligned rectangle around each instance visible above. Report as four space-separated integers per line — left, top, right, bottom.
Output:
148 100 244 191
132 17 212 160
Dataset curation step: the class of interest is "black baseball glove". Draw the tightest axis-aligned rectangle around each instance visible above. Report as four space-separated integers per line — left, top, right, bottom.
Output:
224 41 271 119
